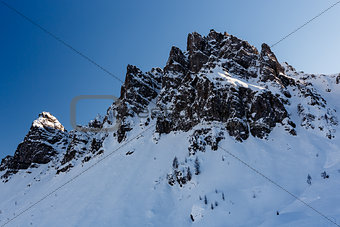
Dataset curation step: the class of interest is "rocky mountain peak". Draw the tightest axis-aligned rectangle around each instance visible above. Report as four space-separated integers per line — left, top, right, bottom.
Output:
120 64 161 111
154 30 337 142
113 64 162 142
187 31 206 53
1 30 338 180
164 46 188 75
0 113 68 179
32 112 65 132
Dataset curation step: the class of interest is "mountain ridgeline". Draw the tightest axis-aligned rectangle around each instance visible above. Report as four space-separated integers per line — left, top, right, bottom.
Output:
1 29 338 179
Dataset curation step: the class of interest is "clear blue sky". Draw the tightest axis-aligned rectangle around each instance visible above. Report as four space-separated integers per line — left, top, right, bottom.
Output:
1 0 339 158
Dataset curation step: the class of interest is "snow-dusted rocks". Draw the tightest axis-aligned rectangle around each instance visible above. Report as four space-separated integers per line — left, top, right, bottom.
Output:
1 29 340 227
0 112 68 178
156 30 295 140
113 65 162 142
1 30 338 178
32 112 65 131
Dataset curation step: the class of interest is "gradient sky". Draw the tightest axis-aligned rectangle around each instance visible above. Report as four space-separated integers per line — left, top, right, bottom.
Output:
1 0 340 158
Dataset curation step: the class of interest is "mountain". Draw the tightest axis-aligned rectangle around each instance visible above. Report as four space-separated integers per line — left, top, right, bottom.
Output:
1 30 340 227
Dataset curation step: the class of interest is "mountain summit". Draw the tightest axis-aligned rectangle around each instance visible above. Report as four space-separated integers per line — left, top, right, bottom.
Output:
1 30 340 226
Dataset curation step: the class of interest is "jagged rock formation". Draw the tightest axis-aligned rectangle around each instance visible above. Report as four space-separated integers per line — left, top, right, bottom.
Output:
115 65 162 142
1 29 338 179
0 112 68 178
156 30 296 140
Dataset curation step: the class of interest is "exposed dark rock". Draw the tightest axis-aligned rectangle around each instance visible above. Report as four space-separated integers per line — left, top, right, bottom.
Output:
154 30 297 141
248 91 288 138
90 138 104 154
60 131 91 165
113 65 162 142
9 142 56 169
0 156 14 172
157 72 288 141
164 46 188 76
259 43 295 87
188 128 224 155
1 112 68 178
88 115 104 129
56 164 73 174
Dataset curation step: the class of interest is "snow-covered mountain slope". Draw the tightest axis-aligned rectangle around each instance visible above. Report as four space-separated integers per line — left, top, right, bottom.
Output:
1 30 340 227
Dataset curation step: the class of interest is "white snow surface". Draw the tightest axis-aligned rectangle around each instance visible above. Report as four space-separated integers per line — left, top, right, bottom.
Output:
1 70 340 227
32 112 65 131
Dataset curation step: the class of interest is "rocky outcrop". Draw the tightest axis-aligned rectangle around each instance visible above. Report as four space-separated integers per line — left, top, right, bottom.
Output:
156 29 295 141
60 131 89 165
188 127 224 155
283 62 338 139
0 112 68 178
114 65 162 142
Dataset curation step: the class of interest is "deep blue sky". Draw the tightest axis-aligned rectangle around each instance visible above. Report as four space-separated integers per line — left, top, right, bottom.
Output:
1 0 340 158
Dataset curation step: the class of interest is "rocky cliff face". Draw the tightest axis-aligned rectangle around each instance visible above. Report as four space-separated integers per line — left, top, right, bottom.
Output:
0 112 68 179
1 30 338 179
156 30 313 141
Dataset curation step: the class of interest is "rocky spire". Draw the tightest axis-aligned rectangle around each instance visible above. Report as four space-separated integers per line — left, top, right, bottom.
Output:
115 64 162 142
187 32 209 73
120 64 162 114
0 112 68 178
164 46 188 75
162 46 188 89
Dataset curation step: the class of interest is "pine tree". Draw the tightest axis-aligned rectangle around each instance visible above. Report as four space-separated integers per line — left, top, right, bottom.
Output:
321 171 329 179
307 174 312 185
194 157 200 175
222 192 225 201
187 167 192 181
204 195 208 205
172 157 179 169
211 203 214 210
